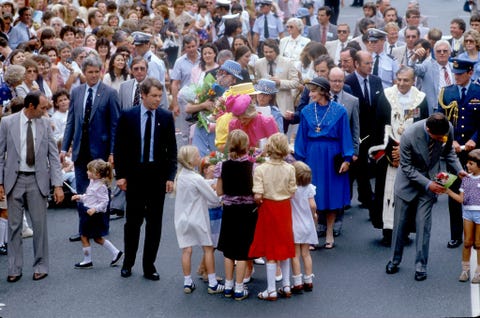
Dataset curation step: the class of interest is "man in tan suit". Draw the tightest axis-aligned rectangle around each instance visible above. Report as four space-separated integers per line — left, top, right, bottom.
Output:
254 39 300 132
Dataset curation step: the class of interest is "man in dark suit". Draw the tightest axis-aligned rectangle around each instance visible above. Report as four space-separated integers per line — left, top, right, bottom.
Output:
114 78 177 281
386 114 466 281
344 50 383 212
61 56 120 242
439 58 480 249
0 91 64 282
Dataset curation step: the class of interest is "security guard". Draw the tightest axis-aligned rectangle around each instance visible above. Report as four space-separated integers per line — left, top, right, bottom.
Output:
252 0 284 57
367 28 398 88
439 57 480 249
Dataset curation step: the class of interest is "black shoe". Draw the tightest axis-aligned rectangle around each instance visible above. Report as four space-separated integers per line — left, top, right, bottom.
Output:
111 251 123 267
447 239 462 248
414 271 427 281
109 209 125 220
69 234 81 242
121 267 132 278
380 236 392 247
7 274 22 283
144 272 160 281
74 262 93 269
333 230 341 237
386 261 399 274
0 244 7 255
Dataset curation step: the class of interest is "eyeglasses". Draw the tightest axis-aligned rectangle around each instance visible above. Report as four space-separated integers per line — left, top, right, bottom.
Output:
465 39 475 44
286 25 293 29
337 30 348 34
435 49 449 54
132 66 146 71
78 55 87 59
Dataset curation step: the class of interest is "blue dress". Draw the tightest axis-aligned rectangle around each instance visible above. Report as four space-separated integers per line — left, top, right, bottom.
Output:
294 101 354 211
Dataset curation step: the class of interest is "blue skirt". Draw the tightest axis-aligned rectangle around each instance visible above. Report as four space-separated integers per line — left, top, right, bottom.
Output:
79 202 109 238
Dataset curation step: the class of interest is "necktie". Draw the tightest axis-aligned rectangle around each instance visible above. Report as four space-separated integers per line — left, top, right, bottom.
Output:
26 120 34 166
333 94 338 102
363 78 370 106
82 88 93 137
340 42 345 50
143 110 152 163
373 54 379 76
461 87 467 103
428 138 435 161
264 15 269 39
26 25 31 39
443 67 451 85
133 83 141 106
321 25 327 44
268 61 274 76
389 45 394 55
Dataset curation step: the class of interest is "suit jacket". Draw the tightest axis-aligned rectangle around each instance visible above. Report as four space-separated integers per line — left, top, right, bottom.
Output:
118 79 136 110
412 58 444 114
439 83 480 145
349 35 368 51
62 82 120 162
0 112 63 196
114 106 177 182
448 37 465 57
392 46 412 67
325 39 348 64
336 90 360 156
307 23 338 43
394 119 462 202
344 73 383 144
254 55 300 113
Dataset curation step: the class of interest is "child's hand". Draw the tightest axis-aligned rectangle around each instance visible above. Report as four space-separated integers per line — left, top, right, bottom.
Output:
86 208 95 216
71 194 80 201
254 193 263 205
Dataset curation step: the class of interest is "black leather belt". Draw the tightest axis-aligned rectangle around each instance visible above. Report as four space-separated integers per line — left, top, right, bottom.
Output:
18 171 35 175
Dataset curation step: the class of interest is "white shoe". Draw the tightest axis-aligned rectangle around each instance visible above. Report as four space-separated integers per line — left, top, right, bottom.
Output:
254 257 265 265
22 227 33 238
275 274 283 282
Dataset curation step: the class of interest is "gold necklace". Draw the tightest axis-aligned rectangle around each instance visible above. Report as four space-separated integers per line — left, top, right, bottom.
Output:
314 102 330 132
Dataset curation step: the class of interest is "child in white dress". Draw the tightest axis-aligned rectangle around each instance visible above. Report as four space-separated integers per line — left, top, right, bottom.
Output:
290 161 318 293
174 145 224 294
72 159 123 269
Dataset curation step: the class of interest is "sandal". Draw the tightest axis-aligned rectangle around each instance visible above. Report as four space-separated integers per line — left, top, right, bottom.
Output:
258 289 277 301
278 286 292 298
324 242 335 249
184 281 196 294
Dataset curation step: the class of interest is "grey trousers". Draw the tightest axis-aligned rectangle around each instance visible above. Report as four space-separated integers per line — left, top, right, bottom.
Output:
8 174 48 276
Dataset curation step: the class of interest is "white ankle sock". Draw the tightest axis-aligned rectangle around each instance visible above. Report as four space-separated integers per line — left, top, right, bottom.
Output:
208 273 217 287
184 275 193 286
0 218 7 246
303 273 314 284
280 259 291 287
293 274 303 286
82 246 92 264
102 239 119 258
266 263 276 292
235 282 244 293
225 279 234 290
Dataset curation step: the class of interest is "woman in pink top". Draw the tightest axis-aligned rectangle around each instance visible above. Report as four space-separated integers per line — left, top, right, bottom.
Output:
227 94 279 148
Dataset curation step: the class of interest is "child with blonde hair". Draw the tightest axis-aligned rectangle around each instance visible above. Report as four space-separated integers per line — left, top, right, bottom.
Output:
72 159 123 269
216 129 258 301
446 150 480 283
290 161 318 293
249 133 297 301
174 145 224 294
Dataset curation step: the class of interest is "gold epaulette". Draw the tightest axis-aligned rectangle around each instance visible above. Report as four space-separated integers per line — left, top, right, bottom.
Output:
438 87 459 127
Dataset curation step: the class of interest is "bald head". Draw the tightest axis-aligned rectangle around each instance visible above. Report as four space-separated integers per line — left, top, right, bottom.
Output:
329 67 345 93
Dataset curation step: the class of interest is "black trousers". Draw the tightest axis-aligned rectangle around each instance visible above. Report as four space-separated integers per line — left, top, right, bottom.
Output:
123 164 166 274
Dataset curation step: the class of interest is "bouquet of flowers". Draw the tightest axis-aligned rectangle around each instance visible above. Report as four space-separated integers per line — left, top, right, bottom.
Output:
208 151 226 165
248 147 266 163
180 73 226 131
434 172 458 189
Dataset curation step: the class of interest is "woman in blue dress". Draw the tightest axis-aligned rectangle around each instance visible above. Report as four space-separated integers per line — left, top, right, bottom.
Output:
294 77 354 249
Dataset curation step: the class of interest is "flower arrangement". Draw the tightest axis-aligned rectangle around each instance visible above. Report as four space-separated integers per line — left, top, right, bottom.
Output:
208 151 226 165
434 172 457 189
248 147 266 163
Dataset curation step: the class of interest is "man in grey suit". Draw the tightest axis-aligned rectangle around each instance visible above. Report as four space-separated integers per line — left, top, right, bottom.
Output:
118 57 148 111
385 113 466 281
0 91 64 282
410 39 454 114
329 67 360 235
307 6 338 44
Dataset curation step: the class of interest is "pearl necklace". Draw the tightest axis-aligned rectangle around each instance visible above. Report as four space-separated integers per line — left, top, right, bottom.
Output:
314 102 330 132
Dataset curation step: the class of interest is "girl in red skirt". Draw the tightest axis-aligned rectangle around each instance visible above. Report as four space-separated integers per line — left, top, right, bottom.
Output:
249 133 297 301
